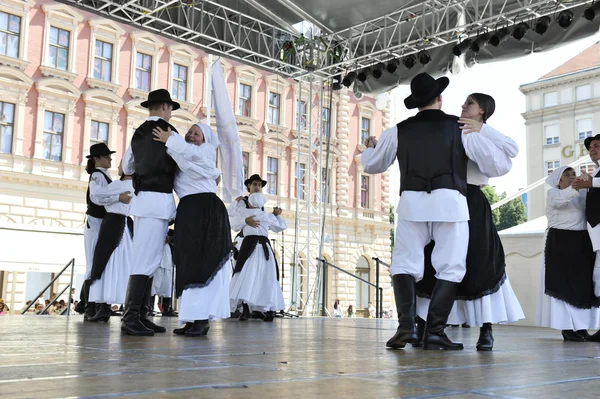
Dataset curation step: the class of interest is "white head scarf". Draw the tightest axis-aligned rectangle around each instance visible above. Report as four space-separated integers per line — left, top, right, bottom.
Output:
545 165 573 188
195 123 220 148
248 192 267 209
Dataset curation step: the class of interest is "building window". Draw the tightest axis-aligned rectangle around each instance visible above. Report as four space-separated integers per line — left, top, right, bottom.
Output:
544 124 559 145
322 107 331 138
239 83 252 117
92 40 113 82
543 92 558 108
0 101 15 154
355 256 370 309
577 118 593 140
295 162 306 200
361 117 371 145
322 167 330 203
576 85 592 102
580 162 596 175
43 111 64 161
360 175 370 208
48 26 70 71
0 11 20 58
135 52 152 92
268 92 281 125
296 100 307 130
242 151 249 180
171 63 187 101
90 120 109 145
267 157 278 195
546 160 560 176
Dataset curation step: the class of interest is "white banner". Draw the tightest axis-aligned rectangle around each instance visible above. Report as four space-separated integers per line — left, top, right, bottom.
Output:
211 59 244 202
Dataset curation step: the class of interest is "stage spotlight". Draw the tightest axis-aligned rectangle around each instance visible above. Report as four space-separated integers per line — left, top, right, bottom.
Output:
342 71 356 88
418 51 431 65
488 27 510 46
332 75 343 91
357 68 370 82
584 2 600 21
452 39 471 56
402 54 417 69
470 34 490 53
557 10 574 28
372 63 385 79
386 59 399 74
511 22 529 41
534 16 551 35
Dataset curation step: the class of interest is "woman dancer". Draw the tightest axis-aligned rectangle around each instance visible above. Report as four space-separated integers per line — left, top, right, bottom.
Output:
416 93 524 351
229 192 287 321
88 165 134 322
153 123 232 336
537 166 600 340
79 143 130 320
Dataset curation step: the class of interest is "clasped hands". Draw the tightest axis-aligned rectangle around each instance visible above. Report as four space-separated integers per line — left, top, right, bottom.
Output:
572 172 593 190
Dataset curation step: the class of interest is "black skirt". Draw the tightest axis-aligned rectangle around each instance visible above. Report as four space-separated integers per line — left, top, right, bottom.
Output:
90 213 133 281
173 193 233 297
417 184 507 300
544 227 599 309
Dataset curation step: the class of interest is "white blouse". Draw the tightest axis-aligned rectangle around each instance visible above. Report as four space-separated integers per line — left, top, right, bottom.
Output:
228 201 287 236
466 124 519 186
545 186 587 231
88 168 120 207
103 180 134 216
165 133 221 199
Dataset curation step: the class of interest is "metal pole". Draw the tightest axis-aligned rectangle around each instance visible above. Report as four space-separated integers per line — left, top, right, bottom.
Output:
321 259 327 316
66 259 75 317
375 258 380 319
379 288 383 319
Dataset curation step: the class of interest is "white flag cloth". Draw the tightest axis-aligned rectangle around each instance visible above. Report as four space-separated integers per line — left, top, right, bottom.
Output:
211 59 244 202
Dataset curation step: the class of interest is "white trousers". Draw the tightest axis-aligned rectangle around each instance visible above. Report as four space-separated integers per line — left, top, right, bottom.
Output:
83 216 102 279
130 217 169 276
392 219 468 283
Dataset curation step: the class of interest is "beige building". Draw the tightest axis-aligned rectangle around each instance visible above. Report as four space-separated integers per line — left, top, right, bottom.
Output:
520 42 600 220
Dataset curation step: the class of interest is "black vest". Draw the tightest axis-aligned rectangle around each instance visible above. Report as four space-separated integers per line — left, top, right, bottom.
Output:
86 169 112 218
131 119 178 194
396 109 468 197
586 169 600 227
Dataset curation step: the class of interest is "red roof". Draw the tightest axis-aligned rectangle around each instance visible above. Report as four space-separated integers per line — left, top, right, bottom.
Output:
540 41 600 79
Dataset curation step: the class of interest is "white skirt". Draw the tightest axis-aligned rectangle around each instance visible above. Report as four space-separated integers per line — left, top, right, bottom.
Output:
89 225 133 304
152 267 174 297
84 216 102 279
536 255 600 331
416 276 525 326
178 264 231 324
229 246 285 312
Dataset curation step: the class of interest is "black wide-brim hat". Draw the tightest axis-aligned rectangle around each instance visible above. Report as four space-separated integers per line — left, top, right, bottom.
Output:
86 142 116 159
141 89 181 111
584 134 600 150
404 72 450 109
245 174 267 188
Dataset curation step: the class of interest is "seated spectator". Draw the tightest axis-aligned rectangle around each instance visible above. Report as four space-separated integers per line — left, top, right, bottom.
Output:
0 299 9 314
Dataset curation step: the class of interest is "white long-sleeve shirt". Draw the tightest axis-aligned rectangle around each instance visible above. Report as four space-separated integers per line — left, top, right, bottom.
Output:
546 187 587 231
164 133 220 199
230 205 287 236
361 124 514 222
122 116 177 220
466 124 519 186
88 168 120 207
102 179 134 216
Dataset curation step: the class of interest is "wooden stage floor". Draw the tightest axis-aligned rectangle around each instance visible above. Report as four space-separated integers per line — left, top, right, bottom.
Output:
1 315 599 398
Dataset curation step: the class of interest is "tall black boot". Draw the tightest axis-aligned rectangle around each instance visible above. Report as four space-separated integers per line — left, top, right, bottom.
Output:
161 297 177 317
140 277 166 333
386 274 418 349
423 280 464 350
121 275 154 336
239 303 250 321
89 303 111 323
185 320 210 336
74 281 86 314
147 295 156 316
83 280 96 321
412 317 426 347
476 323 494 351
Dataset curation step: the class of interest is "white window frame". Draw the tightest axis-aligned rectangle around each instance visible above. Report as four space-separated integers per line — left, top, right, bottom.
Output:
0 66 31 161
576 117 593 141
264 74 290 134
33 78 81 178
543 91 558 108
263 130 290 199
320 93 339 141
40 4 83 82
266 156 279 196
87 19 124 92
291 85 312 136
128 31 164 99
294 161 308 201
576 84 592 102
81 89 123 167
580 162 596 175
234 65 260 125
354 154 376 214
545 160 560 176
543 123 560 146
0 0 34 71
357 102 377 151
168 43 198 111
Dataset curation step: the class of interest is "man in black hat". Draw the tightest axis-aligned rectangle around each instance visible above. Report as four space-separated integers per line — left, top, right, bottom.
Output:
120 89 180 336
361 72 500 351
573 134 600 343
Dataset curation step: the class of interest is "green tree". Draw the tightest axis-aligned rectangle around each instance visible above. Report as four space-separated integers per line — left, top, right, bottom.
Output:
481 185 501 226
481 185 527 231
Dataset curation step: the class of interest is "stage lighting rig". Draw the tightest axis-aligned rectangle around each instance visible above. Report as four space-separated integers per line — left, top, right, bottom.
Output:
452 39 471 56
534 16 551 35
386 59 399 74
372 63 385 79
402 54 417 69
488 27 510 47
511 22 529 41
342 72 356 88
418 51 431 65
357 68 370 82
584 2 600 21
557 10 574 29
470 34 490 53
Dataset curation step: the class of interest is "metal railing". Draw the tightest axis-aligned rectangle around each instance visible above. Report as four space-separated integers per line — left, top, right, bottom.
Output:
317 258 383 318
20 258 76 316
